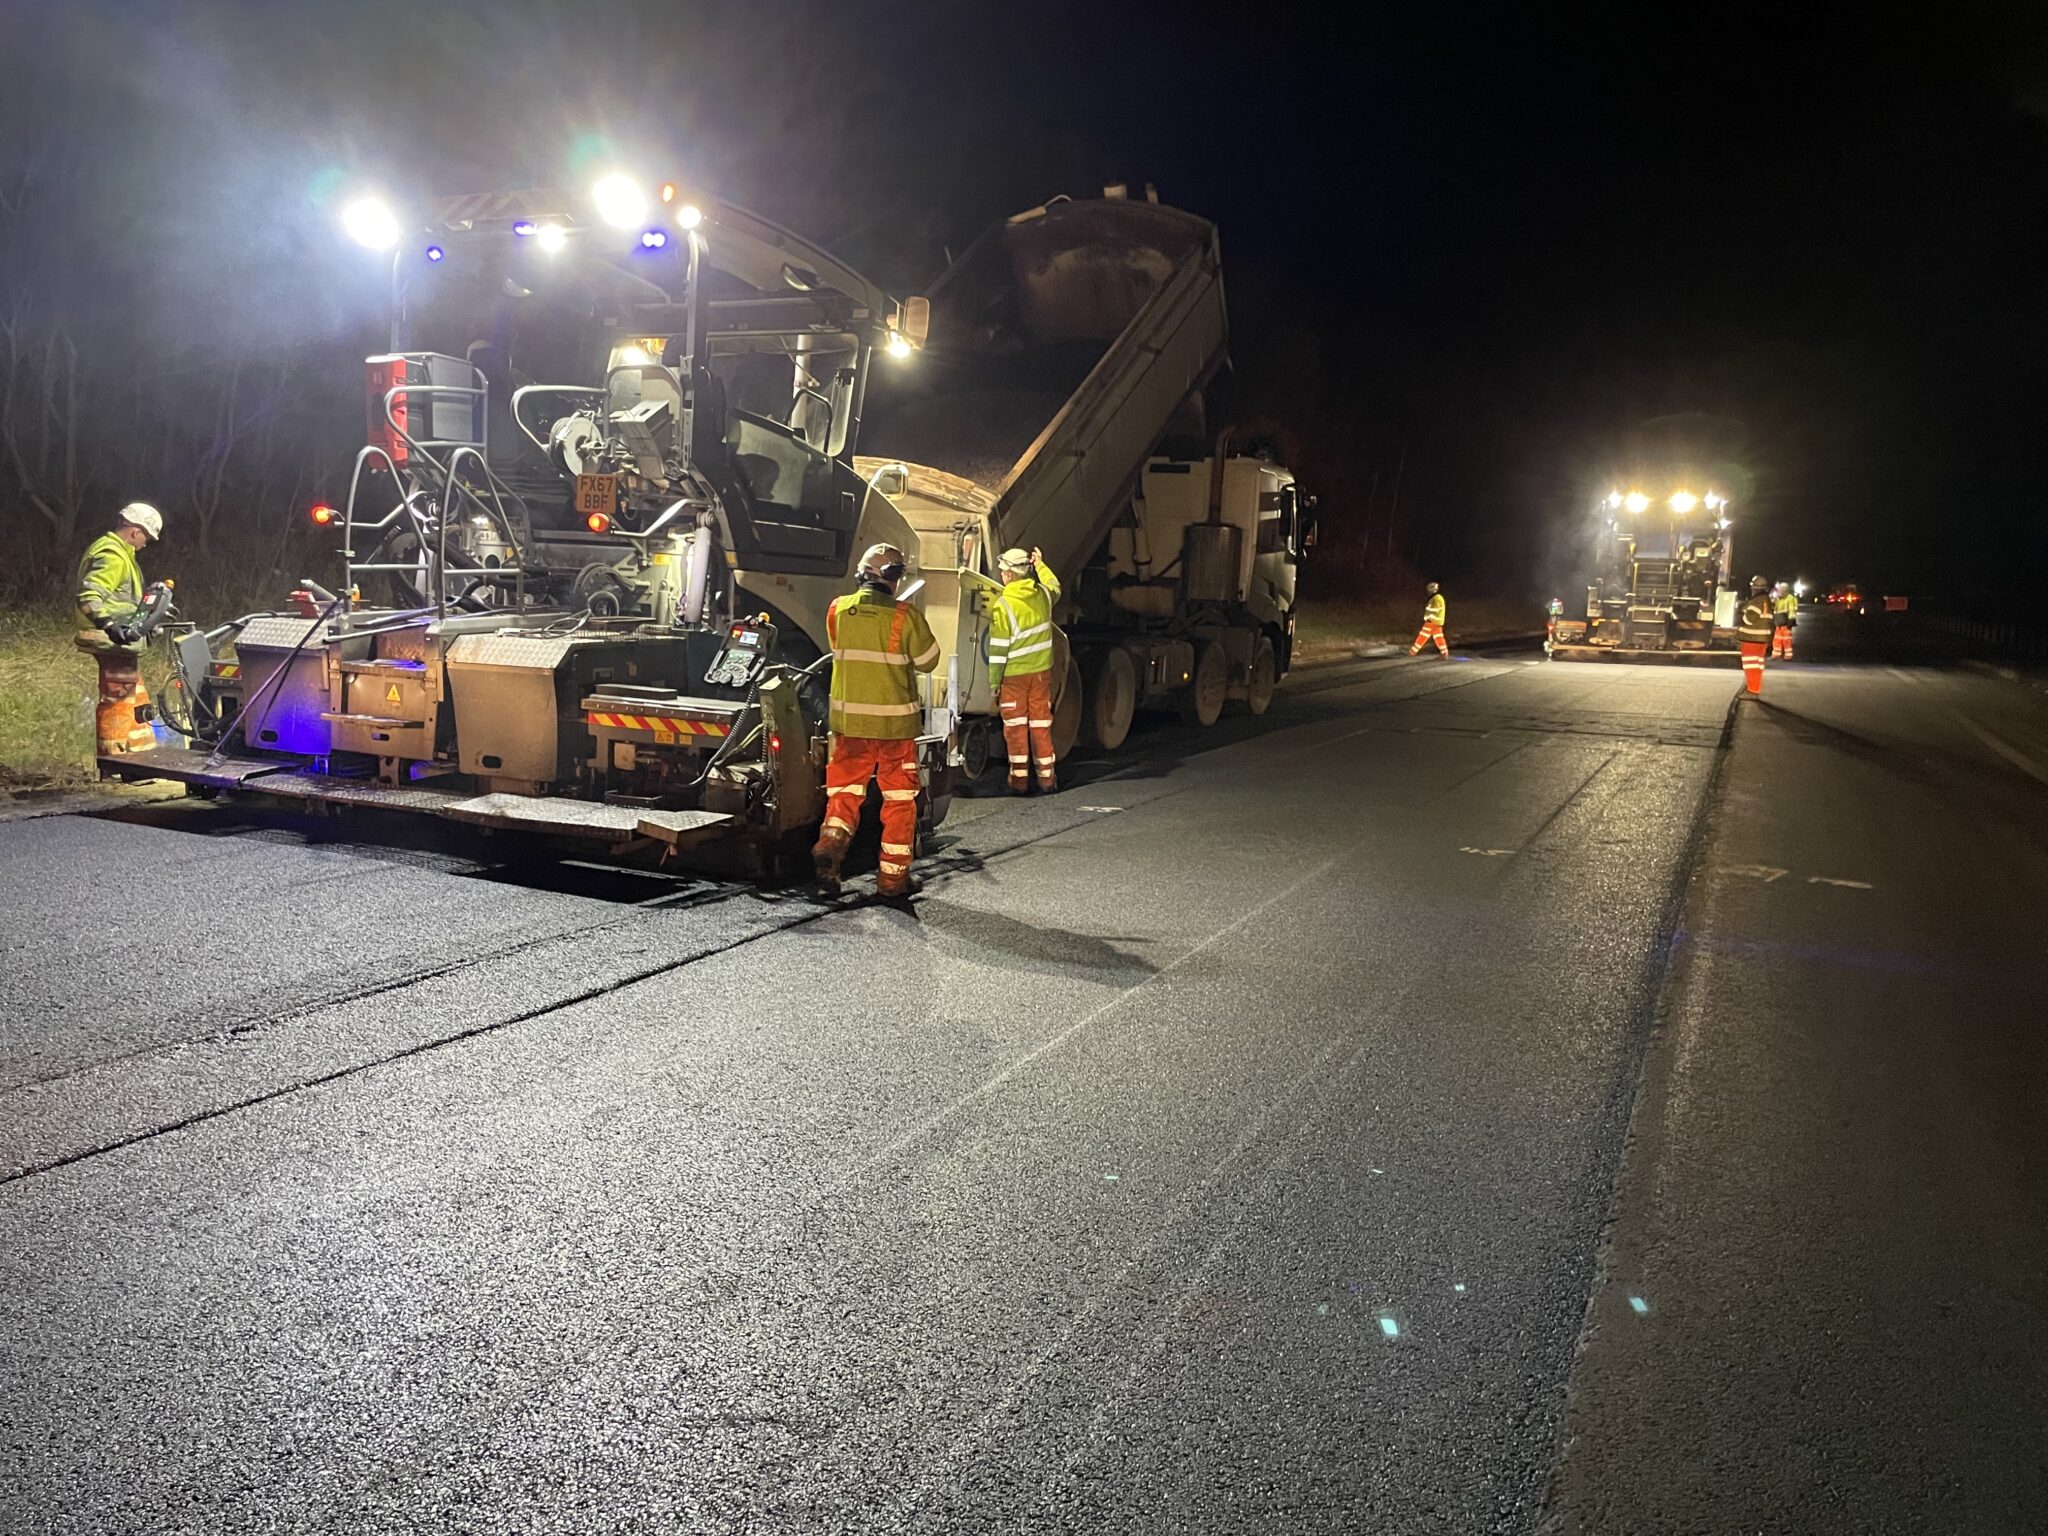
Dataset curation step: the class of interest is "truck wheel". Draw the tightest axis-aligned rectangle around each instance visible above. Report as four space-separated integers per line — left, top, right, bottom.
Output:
1180 640 1227 727
1083 647 1138 751
1050 654 1083 760
1233 637 1277 717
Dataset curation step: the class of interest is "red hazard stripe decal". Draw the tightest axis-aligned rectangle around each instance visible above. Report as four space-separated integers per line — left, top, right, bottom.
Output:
586 711 731 738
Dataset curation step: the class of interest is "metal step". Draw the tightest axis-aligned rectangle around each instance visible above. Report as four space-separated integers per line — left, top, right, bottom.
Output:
319 711 428 729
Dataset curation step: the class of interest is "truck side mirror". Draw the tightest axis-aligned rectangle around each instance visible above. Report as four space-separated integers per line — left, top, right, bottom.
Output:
900 296 931 346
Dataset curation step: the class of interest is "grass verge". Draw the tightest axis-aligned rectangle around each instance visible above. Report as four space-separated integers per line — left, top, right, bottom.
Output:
0 609 100 790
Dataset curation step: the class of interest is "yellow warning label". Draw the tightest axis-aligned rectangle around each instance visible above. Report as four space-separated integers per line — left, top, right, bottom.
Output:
385 683 402 703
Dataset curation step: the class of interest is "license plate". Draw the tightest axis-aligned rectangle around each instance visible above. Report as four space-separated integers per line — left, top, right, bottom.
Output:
576 473 618 517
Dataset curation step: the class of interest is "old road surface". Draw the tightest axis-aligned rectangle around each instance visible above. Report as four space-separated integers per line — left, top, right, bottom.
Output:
3 609 2044 1534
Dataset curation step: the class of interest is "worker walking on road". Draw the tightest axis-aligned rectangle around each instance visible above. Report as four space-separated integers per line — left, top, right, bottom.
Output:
988 546 1061 794
74 503 166 756
1410 581 1449 657
812 543 942 900
1739 574 1774 698
1771 581 1798 660
1544 596 1564 658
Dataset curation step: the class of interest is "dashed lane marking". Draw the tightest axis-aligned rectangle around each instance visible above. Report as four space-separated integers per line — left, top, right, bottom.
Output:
1721 864 1790 883
1459 846 1514 857
1808 876 1874 889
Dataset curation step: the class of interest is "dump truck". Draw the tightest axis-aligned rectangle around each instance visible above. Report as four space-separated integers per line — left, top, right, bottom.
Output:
105 176 950 871
850 190 1314 770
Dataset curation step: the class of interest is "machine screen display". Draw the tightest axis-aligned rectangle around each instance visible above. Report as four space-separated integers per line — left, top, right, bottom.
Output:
727 626 760 649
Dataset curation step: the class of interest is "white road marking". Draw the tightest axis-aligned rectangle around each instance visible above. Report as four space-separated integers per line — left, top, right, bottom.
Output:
1808 876 1874 890
1721 864 1790 883
1079 805 1123 813
1950 711 2048 788
1459 846 1514 857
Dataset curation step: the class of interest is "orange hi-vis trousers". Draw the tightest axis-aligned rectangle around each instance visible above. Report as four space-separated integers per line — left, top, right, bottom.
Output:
1741 640 1768 695
1410 621 1448 656
814 735 920 892
92 650 157 755
1771 625 1794 659
997 671 1057 790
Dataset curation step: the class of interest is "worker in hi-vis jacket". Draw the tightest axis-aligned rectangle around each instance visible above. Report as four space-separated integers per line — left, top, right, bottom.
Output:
987 546 1062 795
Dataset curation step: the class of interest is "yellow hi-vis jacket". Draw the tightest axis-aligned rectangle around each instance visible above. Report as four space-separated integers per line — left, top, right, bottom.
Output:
988 560 1061 688
76 531 144 629
825 587 940 740
1423 591 1446 626
1773 592 1799 620
74 531 147 653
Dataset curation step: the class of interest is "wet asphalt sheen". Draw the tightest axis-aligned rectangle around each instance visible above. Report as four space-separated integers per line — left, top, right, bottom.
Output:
3 612 2043 1533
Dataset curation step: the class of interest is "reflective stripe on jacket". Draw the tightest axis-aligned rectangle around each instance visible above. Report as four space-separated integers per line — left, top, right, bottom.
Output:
1423 592 1446 626
826 587 940 740
1738 596 1773 642
988 561 1060 688
75 531 144 632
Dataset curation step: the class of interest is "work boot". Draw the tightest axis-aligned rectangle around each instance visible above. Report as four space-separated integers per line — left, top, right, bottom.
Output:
1008 779 1031 797
811 833 848 897
1037 777 1058 795
876 873 923 901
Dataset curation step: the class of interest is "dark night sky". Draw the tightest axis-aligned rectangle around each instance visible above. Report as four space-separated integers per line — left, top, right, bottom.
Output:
6 1 2045 604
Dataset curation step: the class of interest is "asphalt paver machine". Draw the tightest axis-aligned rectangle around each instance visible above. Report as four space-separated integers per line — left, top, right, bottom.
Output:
107 177 951 870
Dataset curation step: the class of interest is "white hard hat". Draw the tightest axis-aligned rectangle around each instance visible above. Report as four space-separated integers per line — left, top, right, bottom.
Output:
857 542 908 580
118 502 163 540
998 547 1031 571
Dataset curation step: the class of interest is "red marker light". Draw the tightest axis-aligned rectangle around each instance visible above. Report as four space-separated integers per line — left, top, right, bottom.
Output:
309 503 338 526
768 732 783 755
585 511 611 534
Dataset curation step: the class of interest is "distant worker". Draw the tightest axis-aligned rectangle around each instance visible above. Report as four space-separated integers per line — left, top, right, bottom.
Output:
74 502 167 755
1771 581 1799 660
1544 596 1564 658
988 545 1062 794
812 543 941 900
1410 581 1449 657
1738 574 1774 698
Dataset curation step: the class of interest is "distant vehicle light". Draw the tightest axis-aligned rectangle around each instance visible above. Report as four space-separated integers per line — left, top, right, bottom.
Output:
1669 490 1698 514
639 229 669 250
535 222 568 253
1624 491 1650 514
512 219 537 237
592 174 646 230
1794 579 1808 597
585 511 612 534
424 244 445 263
341 196 402 250
884 330 913 360
310 503 339 526
676 203 704 231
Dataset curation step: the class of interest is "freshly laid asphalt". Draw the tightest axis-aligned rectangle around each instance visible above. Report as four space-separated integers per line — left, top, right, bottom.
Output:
2 610 2042 1533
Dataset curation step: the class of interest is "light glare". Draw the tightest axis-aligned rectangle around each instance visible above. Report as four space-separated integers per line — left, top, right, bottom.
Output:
1624 491 1650 514
341 196 402 250
884 331 913 360
592 173 647 229
676 203 704 231
536 223 568 254
1670 490 1699 515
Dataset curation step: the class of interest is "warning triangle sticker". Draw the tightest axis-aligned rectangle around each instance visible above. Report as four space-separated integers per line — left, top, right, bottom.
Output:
385 683 402 703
